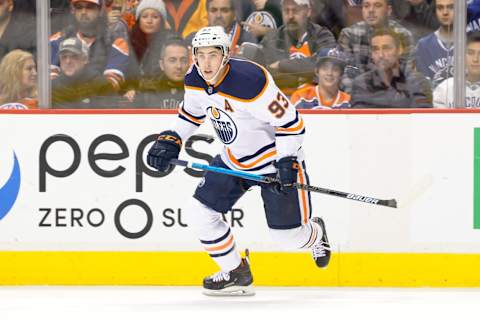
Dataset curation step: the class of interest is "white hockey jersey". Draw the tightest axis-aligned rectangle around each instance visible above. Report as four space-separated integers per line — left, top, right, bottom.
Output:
172 58 305 174
433 77 480 108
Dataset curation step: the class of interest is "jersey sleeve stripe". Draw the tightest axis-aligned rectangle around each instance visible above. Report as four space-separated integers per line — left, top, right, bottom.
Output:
279 111 300 129
275 128 306 137
178 107 205 125
275 117 305 133
179 114 202 126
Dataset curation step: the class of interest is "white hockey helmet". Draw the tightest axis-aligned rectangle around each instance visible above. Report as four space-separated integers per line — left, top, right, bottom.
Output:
192 26 231 58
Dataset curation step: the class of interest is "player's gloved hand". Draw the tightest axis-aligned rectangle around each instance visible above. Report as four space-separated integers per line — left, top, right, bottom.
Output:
147 130 182 172
271 156 299 194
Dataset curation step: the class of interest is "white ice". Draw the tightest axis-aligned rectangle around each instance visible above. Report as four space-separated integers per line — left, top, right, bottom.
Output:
1 286 479 320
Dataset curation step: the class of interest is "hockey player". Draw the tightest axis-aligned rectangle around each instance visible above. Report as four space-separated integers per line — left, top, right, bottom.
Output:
147 26 331 296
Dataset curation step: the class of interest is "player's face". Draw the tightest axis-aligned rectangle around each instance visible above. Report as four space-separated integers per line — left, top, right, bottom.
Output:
139 8 162 34
435 0 454 28
208 0 235 31
59 51 88 77
72 1 101 28
195 46 225 82
160 45 189 82
466 42 480 78
362 0 391 27
282 0 310 34
371 35 401 71
317 61 342 90
21 57 37 91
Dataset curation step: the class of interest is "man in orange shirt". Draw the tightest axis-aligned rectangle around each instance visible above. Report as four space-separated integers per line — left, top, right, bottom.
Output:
291 48 351 109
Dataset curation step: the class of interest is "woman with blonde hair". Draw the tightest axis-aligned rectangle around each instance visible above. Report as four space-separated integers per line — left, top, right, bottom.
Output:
0 50 38 109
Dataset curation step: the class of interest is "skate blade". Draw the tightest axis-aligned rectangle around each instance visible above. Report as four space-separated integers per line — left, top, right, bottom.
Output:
203 285 255 297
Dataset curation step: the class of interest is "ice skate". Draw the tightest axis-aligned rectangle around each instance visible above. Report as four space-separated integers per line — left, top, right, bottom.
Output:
311 217 331 268
203 250 254 296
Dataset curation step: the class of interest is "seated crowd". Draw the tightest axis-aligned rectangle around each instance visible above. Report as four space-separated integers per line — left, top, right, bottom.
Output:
0 0 479 109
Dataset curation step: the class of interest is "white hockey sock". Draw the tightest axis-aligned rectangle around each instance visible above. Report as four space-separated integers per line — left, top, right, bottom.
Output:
269 220 323 249
184 199 241 271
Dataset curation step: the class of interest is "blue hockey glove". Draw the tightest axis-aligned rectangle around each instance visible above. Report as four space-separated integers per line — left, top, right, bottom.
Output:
147 130 182 172
271 156 299 194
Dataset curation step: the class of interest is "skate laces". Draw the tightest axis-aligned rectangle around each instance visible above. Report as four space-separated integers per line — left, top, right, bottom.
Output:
209 271 231 283
312 241 330 258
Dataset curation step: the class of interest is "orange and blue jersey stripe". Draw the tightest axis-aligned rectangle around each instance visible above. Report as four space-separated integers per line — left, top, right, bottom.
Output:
178 105 206 126
226 142 277 172
275 111 305 136
200 228 236 258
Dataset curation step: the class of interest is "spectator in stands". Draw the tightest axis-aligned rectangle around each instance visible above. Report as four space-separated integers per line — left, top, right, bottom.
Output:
0 0 36 62
0 49 37 109
163 0 209 39
242 0 283 42
291 47 351 109
258 0 336 91
351 28 432 108
49 0 130 97
390 0 437 41
415 0 454 90
138 38 189 108
124 0 177 103
338 0 415 92
52 37 112 108
433 32 480 109
186 0 257 55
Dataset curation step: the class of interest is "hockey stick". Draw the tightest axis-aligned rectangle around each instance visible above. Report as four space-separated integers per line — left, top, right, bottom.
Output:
170 159 397 208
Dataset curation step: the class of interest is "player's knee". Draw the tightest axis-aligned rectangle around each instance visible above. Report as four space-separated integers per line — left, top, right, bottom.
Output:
184 198 223 230
269 226 307 249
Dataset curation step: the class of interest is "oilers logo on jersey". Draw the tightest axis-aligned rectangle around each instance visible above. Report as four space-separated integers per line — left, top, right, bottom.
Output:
243 11 277 32
207 106 238 144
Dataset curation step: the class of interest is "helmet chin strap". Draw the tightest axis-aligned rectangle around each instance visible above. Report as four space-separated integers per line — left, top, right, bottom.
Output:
194 53 230 84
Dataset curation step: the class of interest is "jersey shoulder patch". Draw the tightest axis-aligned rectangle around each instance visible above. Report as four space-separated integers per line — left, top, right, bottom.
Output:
218 58 268 101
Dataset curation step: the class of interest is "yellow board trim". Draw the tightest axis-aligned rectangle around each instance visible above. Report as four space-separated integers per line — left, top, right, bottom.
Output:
1 252 480 286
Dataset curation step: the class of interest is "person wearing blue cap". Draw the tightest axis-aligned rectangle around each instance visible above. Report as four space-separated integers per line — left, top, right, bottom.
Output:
291 47 351 109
